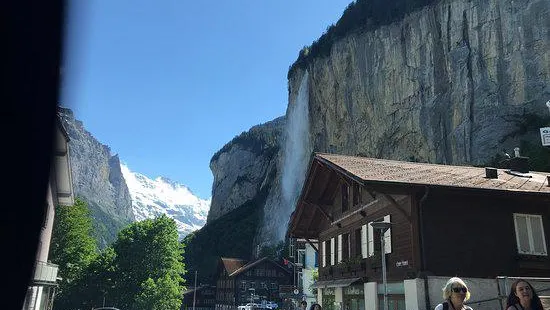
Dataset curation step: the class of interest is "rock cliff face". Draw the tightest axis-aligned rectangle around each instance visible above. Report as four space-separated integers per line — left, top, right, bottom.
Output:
209 0 550 247
59 107 135 247
207 117 285 223
293 0 550 164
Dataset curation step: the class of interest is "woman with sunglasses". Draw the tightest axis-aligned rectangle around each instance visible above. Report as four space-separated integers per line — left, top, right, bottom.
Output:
435 277 473 310
506 279 544 310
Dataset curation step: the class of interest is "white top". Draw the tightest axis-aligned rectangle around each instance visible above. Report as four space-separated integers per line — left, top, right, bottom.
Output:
434 303 473 310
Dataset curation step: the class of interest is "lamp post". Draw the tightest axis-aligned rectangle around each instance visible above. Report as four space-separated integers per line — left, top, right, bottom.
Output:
370 221 392 310
193 270 198 310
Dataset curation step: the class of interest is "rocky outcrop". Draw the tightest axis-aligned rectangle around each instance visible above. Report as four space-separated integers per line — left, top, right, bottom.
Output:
209 0 550 248
293 0 550 164
207 117 285 223
58 107 135 247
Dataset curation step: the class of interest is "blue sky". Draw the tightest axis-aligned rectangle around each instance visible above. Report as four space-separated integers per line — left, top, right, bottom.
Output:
61 0 351 199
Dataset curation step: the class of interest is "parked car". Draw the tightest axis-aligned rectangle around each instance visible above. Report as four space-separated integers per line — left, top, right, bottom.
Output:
238 303 260 310
265 301 278 309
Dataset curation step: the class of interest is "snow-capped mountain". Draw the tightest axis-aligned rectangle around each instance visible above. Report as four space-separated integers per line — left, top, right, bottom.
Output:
120 163 210 239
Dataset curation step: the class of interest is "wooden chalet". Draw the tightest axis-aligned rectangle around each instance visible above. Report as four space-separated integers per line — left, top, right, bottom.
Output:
215 257 292 310
287 153 550 310
182 285 216 310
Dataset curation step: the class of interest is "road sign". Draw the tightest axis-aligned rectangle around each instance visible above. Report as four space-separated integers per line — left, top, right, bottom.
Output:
541 127 550 146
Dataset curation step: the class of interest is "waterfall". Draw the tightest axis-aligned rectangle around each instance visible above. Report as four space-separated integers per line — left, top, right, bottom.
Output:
278 71 311 239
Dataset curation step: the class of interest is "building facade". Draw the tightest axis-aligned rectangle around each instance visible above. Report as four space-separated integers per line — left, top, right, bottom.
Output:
22 117 74 310
215 257 292 310
182 285 217 310
288 153 550 310
288 238 319 307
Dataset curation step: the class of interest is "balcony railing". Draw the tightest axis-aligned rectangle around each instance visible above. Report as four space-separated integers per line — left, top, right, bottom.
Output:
32 261 59 285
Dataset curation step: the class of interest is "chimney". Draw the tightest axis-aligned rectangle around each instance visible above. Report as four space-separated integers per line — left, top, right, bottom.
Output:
514 147 521 157
485 167 498 179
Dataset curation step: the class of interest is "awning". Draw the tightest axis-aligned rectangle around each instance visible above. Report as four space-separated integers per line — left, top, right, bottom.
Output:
311 277 361 289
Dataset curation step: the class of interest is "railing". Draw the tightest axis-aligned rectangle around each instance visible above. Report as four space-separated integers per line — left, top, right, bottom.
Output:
32 261 59 285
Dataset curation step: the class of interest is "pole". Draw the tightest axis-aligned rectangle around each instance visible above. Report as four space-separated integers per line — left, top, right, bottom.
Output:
381 233 388 310
193 270 198 310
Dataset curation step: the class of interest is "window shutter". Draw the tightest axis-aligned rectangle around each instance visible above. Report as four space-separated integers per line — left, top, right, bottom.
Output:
529 216 547 255
322 241 326 267
368 222 374 257
361 224 368 258
331 238 335 265
514 214 531 254
384 215 392 254
338 234 343 263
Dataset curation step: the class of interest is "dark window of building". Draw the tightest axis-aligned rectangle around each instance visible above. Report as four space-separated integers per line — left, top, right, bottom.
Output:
355 228 362 258
314 251 318 267
353 183 361 206
342 233 350 261
342 183 349 212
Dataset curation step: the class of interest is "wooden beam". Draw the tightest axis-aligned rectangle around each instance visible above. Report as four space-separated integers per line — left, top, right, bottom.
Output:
305 238 319 253
332 199 379 226
382 193 411 222
304 200 333 222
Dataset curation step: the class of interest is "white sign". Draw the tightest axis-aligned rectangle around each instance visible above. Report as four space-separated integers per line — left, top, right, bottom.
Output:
395 260 409 267
541 127 550 146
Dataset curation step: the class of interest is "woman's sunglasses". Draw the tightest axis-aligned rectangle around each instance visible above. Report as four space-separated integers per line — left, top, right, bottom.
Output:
452 287 468 293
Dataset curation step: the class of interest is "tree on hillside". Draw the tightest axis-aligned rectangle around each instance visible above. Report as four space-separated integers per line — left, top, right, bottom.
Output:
111 215 186 310
50 198 98 307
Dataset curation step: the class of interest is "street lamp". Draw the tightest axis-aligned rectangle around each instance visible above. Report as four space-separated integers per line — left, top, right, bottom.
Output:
370 221 392 310
249 288 256 305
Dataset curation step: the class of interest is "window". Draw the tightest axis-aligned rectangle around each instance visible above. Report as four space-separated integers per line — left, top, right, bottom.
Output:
297 271 303 288
514 214 547 255
342 233 350 261
271 283 278 290
241 281 247 290
337 234 343 263
314 251 318 267
297 249 305 266
322 241 327 267
331 237 335 265
368 215 392 256
289 239 295 258
355 228 362 257
353 183 362 206
342 183 349 212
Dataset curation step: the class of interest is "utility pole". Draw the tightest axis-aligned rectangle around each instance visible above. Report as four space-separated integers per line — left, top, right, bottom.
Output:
371 221 392 310
193 270 198 310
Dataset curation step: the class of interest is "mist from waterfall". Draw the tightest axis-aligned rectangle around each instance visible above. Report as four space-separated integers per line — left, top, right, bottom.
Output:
278 71 311 240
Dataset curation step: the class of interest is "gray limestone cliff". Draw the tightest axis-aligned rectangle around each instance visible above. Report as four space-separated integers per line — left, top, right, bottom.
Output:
289 0 550 165
58 107 135 247
208 0 550 248
207 117 285 223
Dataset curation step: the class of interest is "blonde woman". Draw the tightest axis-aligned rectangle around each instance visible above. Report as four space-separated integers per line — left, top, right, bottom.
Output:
435 277 473 310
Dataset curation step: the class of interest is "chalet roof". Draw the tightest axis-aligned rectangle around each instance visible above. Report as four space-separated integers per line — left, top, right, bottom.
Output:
317 153 550 194
220 257 248 275
229 257 291 277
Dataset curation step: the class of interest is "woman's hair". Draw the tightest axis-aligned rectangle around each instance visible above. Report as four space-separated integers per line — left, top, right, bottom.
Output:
506 279 544 310
308 303 321 310
442 277 471 301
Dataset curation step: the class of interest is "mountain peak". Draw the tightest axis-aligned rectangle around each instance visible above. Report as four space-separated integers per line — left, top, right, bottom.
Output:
121 163 210 239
